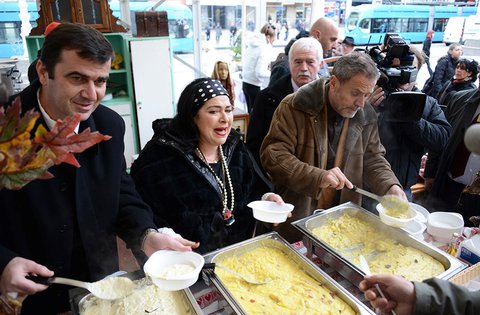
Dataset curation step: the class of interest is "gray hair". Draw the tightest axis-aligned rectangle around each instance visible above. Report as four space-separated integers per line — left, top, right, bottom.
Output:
288 37 323 64
332 52 379 83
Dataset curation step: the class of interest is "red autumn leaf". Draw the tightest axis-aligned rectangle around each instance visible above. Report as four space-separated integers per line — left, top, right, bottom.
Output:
34 114 112 167
0 98 112 190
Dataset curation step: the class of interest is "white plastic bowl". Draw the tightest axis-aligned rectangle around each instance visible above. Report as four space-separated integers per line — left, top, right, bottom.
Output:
427 212 464 243
143 250 204 291
376 204 416 228
401 219 427 240
409 202 430 224
247 200 294 223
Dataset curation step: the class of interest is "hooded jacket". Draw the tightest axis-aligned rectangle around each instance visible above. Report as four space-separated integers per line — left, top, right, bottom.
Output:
242 32 272 87
261 78 401 242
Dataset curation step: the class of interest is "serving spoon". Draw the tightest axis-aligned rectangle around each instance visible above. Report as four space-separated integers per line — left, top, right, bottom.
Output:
350 186 409 213
26 275 135 300
203 263 272 285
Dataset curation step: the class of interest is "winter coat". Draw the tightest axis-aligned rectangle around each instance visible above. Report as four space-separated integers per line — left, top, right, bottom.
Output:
432 54 456 99
437 78 477 106
424 88 480 215
260 78 401 242
0 81 156 314
246 74 293 168
376 87 451 190
130 120 271 254
414 278 480 315
242 32 272 87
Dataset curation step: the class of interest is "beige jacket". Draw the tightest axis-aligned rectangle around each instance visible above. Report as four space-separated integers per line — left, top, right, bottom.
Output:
260 78 401 242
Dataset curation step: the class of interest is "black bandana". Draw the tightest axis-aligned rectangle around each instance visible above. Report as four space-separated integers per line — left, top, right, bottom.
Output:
193 79 229 107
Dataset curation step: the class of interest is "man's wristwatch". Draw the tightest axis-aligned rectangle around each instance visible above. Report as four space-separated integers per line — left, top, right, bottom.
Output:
141 228 158 251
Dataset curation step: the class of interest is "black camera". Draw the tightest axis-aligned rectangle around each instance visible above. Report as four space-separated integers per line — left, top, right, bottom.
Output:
366 33 425 122
367 33 418 92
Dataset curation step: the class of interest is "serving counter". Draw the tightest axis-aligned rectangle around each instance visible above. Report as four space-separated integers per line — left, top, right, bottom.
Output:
65 203 468 315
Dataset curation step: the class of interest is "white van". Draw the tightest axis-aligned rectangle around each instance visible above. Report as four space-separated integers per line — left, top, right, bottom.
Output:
463 15 480 42
443 16 466 45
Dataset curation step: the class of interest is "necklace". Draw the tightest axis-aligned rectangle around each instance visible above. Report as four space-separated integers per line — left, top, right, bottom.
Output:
196 146 235 226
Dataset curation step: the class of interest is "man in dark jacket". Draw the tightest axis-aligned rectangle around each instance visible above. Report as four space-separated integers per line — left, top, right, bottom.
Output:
247 37 323 169
0 23 197 314
425 85 480 224
367 46 451 203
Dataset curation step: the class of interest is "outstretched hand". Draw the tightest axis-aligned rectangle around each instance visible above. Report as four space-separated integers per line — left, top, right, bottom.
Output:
143 232 200 257
359 274 416 315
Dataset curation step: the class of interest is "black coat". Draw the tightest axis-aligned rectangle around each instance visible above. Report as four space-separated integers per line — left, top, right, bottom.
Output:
0 82 156 314
246 74 293 167
130 120 271 254
376 87 451 190
437 79 477 106
432 54 456 99
425 88 480 213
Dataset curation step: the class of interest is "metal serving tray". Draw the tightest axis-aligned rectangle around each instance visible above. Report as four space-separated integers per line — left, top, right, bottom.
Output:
70 270 202 315
202 232 374 315
292 202 467 287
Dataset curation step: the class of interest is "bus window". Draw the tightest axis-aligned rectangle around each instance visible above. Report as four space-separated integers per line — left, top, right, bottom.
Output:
433 18 448 32
0 22 20 45
169 19 191 39
372 18 386 33
346 12 359 31
412 18 428 32
359 18 371 33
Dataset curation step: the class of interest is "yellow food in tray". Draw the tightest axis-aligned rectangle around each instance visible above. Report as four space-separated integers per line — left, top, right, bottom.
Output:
80 278 191 315
216 247 357 315
311 214 445 281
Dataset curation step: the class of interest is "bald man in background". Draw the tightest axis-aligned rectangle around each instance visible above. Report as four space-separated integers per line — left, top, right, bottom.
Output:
309 17 339 77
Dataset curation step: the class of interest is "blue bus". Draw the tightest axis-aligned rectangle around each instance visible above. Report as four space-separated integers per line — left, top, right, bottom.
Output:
0 2 38 58
0 1 193 58
344 4 477 45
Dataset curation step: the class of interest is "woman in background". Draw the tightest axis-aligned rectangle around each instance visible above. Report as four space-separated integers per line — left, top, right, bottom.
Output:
241 24 275 113
437 58 479 106
212 61 235 105
131 78 285 254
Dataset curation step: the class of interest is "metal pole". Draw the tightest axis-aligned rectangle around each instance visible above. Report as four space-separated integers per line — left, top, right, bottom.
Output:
150 0 167 11
310 0 325 27
192 0 203 78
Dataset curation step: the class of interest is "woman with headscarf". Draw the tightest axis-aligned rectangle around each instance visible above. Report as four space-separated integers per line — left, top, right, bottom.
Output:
130 78 285 254
437 58 479 106
211 61 235 105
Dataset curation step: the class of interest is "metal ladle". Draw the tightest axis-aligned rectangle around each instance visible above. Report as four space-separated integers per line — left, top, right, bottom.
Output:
350 186 409 212
27 275 135 300
203 263 272 285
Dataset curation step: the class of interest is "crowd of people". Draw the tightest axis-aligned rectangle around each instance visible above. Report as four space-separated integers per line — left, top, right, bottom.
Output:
1 16 480 315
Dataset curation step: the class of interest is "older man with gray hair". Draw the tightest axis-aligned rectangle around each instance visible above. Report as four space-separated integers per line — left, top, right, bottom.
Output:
261 52 406 242
247 37 323 170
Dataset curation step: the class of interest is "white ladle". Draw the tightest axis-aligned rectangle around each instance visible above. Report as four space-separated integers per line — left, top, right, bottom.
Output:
27 275 135 300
